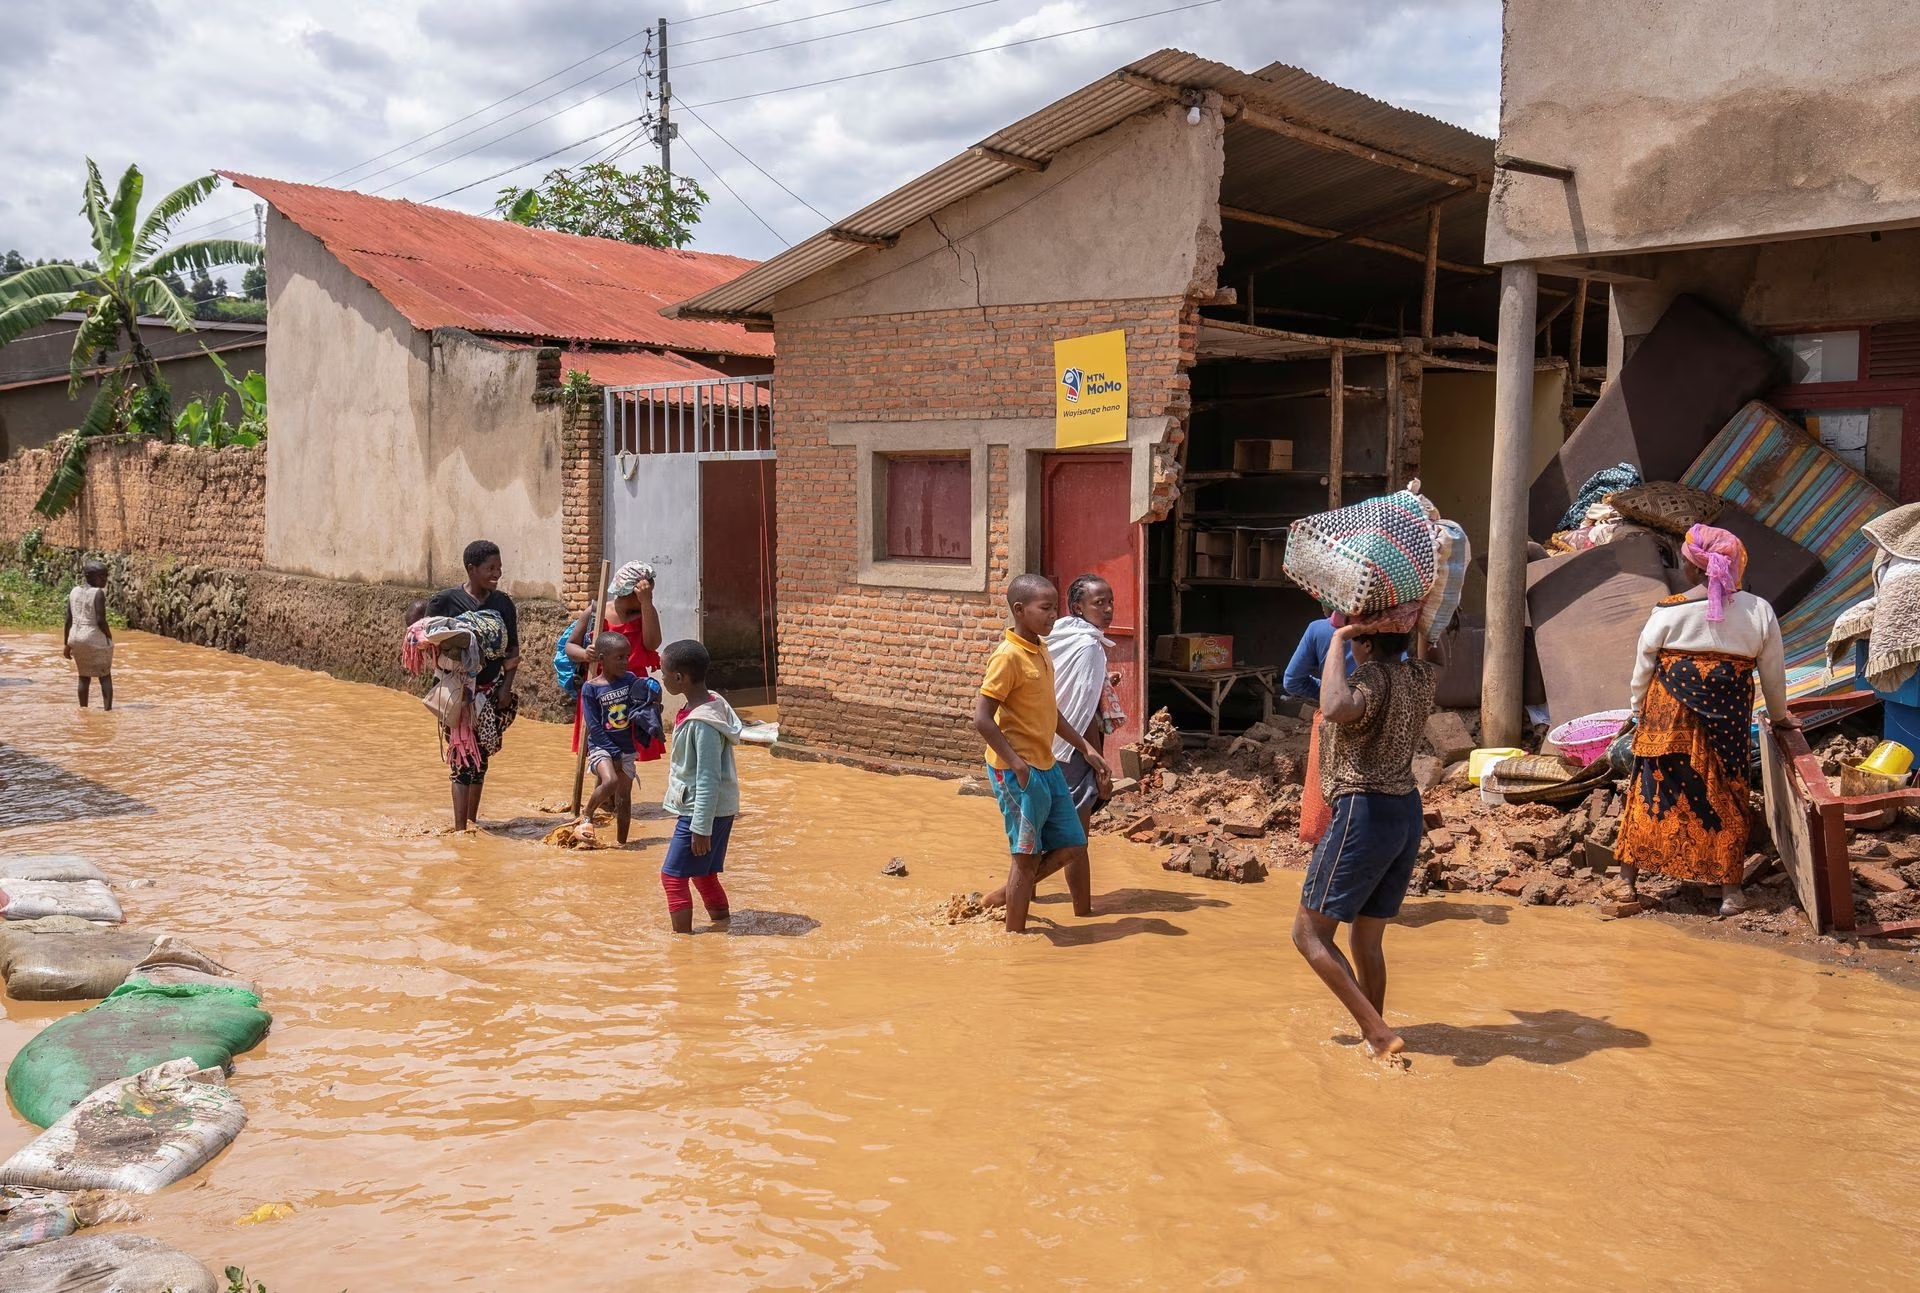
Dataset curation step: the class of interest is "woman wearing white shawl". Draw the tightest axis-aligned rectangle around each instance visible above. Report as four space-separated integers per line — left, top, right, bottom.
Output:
1049 575 1124 827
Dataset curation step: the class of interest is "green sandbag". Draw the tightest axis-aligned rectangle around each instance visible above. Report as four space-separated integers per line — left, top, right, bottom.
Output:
5 980 271 1129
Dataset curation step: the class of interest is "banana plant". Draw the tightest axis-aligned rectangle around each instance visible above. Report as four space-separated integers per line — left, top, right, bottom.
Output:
0 161 261 516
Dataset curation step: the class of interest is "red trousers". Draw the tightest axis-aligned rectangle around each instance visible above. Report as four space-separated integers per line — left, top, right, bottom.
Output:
661 872 728 914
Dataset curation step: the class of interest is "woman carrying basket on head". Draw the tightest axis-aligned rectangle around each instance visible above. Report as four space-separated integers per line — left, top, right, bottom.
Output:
1611 524 1799 917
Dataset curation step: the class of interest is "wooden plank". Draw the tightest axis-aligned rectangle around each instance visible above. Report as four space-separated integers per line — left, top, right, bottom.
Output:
1231 102 1479 189
1761 721 1824 928
1564 279 1590 415
827 227 898 248
1327 346 1345 510
1420 205 1440 341
1221 206 1489 276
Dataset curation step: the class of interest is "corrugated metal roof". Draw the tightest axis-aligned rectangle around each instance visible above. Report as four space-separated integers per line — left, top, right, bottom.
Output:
559 349 730 386
672 49 1493 322
222 173 775 358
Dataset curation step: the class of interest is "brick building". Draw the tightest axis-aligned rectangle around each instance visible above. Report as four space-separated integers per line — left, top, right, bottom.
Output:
674 50 1577 769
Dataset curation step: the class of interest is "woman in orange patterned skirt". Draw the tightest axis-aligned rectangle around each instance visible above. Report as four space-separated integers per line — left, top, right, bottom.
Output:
1612 525 1797 916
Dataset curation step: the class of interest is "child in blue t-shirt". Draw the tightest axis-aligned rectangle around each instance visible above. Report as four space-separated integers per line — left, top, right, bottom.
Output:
577 632 662 846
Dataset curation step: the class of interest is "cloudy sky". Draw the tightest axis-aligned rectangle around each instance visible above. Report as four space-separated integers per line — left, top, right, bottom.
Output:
1 0 1500 268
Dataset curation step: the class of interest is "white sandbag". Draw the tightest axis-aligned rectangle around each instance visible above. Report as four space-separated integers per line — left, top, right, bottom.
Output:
0 1190 77 1254
0 1232 216 1293
0 1059 246 1195
0 880 123 924
0 856 109 884
739 722 779 747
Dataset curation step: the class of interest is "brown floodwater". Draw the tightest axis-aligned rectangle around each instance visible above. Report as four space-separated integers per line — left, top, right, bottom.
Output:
2 629 1919 1288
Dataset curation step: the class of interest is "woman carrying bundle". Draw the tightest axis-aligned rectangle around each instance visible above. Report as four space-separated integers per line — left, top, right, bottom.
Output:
1612 524 1798 916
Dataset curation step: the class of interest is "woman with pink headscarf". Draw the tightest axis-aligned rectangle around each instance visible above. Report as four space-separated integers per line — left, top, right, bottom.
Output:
1612 524 1797 916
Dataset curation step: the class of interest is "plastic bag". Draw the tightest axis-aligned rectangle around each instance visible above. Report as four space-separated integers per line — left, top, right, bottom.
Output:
6 980 271 1128
0 1059 245 1195
0 1232 216 1292
0 881 122 925
0 1191 76 1254
1300 712 1332 844
0 856 109 884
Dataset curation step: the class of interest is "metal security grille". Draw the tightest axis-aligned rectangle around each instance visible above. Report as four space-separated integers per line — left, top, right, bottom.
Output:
604 374 774 459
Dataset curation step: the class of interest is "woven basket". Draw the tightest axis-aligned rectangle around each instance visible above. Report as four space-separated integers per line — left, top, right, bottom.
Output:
1283 490 1438 617
1608 482 1725 534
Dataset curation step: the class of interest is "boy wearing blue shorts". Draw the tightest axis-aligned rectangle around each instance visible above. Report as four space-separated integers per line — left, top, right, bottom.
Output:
973 574 1111 934
1292 622 1439 1063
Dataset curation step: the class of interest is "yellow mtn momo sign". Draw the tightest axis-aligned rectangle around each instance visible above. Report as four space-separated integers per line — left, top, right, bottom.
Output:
1054 330 1128 448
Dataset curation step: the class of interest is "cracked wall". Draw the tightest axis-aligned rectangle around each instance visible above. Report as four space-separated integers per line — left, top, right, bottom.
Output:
1489 0 1920 263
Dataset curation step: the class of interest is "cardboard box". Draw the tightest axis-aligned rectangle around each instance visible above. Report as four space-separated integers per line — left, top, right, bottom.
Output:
1233 439 1295 471
1157 633 1233 672
1233 533 1289 581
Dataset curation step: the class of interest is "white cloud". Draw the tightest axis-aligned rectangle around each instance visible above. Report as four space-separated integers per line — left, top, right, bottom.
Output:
0 0 1499 265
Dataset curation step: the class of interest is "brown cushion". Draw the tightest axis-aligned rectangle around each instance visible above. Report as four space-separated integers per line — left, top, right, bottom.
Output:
1714 501 1825 615
1609 482 1726 533
1526 530 1673 726
1528 295 1782 540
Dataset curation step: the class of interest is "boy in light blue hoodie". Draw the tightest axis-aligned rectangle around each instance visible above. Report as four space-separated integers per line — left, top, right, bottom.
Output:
659 639 744 934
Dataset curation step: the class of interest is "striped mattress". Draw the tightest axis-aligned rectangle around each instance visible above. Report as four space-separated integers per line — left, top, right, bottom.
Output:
1681 400 1894 708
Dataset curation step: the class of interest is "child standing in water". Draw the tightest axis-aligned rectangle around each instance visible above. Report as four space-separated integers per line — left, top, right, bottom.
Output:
576 632 664 847
63 561 113 710
659 639 744 934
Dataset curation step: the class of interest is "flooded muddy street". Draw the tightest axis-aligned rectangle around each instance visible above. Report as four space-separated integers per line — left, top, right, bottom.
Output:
2 630 1919 1288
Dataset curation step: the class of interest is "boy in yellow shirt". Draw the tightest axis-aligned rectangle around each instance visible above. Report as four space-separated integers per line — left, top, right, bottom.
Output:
973 573 1111 933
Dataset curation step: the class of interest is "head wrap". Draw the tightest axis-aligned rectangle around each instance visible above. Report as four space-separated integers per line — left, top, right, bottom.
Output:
1682 524 1746 622
608 561 656 597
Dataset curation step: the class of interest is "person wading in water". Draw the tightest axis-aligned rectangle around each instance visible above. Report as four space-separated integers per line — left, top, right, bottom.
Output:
427 540 520 830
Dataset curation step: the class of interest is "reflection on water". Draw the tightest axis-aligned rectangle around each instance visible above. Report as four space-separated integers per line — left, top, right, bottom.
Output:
1 629 1919 1288
0 742 150 829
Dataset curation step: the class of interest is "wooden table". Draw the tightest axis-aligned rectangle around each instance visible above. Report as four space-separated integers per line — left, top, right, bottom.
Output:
1150 665 1278 736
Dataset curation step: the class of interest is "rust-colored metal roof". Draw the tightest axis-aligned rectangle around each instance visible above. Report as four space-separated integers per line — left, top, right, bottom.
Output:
670 49 1493 322
559 349 729 386
222 173 774 359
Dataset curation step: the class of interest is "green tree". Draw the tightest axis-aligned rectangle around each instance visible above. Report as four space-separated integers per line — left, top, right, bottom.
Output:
0 160 260 517
241 264 266 300
494 161 706 248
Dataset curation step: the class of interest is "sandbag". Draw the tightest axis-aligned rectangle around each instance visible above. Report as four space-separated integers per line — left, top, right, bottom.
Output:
124 966 259 994
7 981 271 1129
0 881 122 925
0 920 157 1002
0 856 109 884
0 1232 216 1293
1284 490 1438 617
0 1191 77 1254
1 1059 245 1195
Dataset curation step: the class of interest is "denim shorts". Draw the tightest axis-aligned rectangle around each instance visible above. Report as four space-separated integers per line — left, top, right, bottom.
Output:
1301 791 1424 922
989 762 1088 856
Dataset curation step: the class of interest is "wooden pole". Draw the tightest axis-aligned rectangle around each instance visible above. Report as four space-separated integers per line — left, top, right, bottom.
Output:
1327 345 1346 509
1385 354 1403 490
1420 204 1441 341
1482 264 1539 748
570 558 612 816
1564 278 1590 418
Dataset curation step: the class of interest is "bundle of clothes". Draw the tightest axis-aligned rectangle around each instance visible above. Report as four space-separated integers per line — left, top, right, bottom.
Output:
1827 501 1920 693
402 610 511 772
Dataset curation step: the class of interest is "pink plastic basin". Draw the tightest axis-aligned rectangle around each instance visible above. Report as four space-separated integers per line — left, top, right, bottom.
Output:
1548 709 1633 767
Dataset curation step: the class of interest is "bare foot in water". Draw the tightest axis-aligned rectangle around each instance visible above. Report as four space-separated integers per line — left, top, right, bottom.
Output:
1366 1031 1410 1069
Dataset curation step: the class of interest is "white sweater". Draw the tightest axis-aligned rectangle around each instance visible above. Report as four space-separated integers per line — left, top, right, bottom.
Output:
1628 589 1789 719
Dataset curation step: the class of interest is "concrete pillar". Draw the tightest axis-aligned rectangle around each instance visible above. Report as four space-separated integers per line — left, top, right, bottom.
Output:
1481 262 1539 748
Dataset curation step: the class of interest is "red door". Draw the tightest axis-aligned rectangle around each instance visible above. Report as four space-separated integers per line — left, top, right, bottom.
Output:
1041 454 1143 753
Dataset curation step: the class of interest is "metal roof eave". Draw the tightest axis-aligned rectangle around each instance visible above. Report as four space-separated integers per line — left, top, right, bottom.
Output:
668 48 1492 323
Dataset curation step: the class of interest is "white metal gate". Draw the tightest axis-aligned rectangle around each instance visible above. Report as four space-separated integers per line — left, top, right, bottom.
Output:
603 375 774 658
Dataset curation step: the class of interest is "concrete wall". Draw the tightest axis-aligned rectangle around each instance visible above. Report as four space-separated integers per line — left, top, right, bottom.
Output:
1489 0 1920 263
427 331 566 600
773 102 1225 320
1419 368 1565 612
0 345 265 459
0 439 264 569
265 211 432 585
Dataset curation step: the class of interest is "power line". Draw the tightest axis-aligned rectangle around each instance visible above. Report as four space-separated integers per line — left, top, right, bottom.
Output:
676 0 907 49
674 98 828 220
677 0 1012 71
678 133 792 246
677 0 789 27
426 117 646 203
678 0 1226 109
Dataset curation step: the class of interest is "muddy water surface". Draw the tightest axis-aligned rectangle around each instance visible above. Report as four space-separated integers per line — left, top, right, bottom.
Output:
2 630 1919 1289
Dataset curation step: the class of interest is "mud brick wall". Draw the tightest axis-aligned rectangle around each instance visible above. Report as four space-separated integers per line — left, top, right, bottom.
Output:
553 377 605 612
773 298 1192 769
0 439 265 568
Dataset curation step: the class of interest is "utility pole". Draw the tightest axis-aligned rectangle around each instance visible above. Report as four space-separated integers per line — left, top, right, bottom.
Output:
653 17 677 178
253 203 264 245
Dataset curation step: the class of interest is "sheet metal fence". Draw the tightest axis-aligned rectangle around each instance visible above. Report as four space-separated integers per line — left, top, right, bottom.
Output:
604 374 774 459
